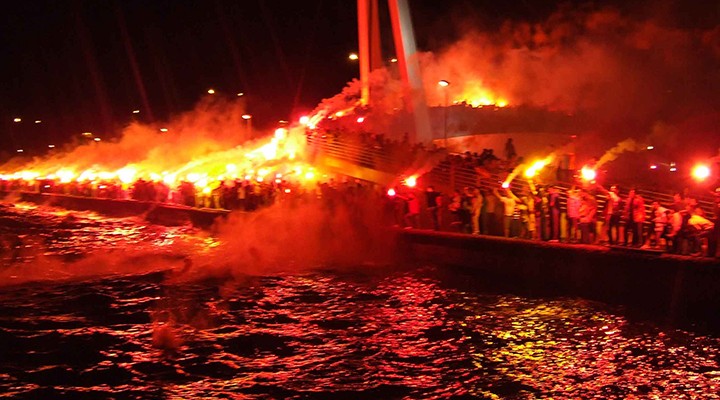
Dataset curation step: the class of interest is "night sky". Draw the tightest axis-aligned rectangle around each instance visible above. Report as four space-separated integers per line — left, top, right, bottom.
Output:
1 0 718 155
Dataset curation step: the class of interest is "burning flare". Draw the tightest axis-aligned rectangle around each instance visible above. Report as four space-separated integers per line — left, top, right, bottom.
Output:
0 98 328 199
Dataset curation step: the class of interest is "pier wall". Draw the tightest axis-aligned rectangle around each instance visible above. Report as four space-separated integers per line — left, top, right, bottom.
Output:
396 229 720 331
9 192 228 228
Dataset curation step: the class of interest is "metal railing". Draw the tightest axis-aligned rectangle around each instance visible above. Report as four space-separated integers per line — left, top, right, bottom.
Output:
305 134 717 220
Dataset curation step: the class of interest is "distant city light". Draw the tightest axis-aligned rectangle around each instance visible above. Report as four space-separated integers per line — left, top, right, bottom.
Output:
299 116 310 125
160 128 168 132
35 120 41 124
438 80 450 87
13 118 21 123
207 88 216 94
387 188 396 197
357 117 365 123
390 58 398 63
16 149 23 153
669 162 677 172
241 114 252 120
132 110 140 114
82 132 93 137
501 182 510 189
237 92 244 97
93 137 101 142
48 144 55 148
646 145 654 150
348 53 359 61
650 164 658 170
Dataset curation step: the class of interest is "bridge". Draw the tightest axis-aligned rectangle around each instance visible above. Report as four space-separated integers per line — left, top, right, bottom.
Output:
305 132 718 224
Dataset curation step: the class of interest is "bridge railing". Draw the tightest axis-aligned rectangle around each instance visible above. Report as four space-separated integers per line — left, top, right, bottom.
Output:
421 161 717 220
306 134 436 174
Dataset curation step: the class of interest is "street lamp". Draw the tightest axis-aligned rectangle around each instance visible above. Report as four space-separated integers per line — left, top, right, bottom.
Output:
242 114 252 136
438 80 450 147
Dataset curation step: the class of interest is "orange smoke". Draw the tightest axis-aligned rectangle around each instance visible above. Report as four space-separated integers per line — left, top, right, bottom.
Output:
0 96 326 192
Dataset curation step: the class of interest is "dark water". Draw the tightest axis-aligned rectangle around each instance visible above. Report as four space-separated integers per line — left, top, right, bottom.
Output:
1 203 720 399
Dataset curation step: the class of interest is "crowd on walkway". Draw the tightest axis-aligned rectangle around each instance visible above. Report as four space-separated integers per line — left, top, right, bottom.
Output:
2 132 719 258
390 177 720 258
1 171 387 215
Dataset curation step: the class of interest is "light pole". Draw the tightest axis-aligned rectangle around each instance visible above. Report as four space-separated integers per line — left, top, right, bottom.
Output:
438 80 450 148
242 114 252 137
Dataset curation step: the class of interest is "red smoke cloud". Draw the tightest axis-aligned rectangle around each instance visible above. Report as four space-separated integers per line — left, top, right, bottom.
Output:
312 4 719 164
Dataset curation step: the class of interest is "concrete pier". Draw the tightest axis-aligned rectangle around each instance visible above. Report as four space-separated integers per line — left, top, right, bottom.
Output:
396 229 720 332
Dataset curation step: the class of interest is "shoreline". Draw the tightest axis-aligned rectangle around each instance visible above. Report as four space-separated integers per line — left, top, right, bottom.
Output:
5 190 720 332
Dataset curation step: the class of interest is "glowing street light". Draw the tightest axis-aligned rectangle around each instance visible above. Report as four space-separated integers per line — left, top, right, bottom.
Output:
438 80 450 147
692 164 711 181
348 53 359 61
159 128 168 132
93 137 101 142
390 58 398 63
357 117 365 123
16 149 23 153
13 118 21 123
646 145 654 150
34 120 41 124
48 144 55 148
387 188 396 197
207 88 216 94
132 109 140 114
242 114 252 136
237 92 244 97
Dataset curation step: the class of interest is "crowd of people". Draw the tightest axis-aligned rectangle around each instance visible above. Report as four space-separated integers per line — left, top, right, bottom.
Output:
390 178 719 258
2 131 718 258
0 171 389 215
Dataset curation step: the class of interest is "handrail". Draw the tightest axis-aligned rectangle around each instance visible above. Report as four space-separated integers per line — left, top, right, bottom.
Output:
305 134 716 219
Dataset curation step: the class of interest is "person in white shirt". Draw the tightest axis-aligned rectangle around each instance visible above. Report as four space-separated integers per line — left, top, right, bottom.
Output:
494 187 517 238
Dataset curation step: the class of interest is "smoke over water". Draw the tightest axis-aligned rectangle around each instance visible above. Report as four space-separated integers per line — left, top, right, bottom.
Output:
3 97 251 174
0 96 321 193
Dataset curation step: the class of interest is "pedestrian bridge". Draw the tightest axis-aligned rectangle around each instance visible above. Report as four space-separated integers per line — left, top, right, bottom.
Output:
305 134 717 221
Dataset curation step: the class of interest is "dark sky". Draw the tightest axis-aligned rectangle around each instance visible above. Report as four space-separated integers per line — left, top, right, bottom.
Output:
1 0 716 153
